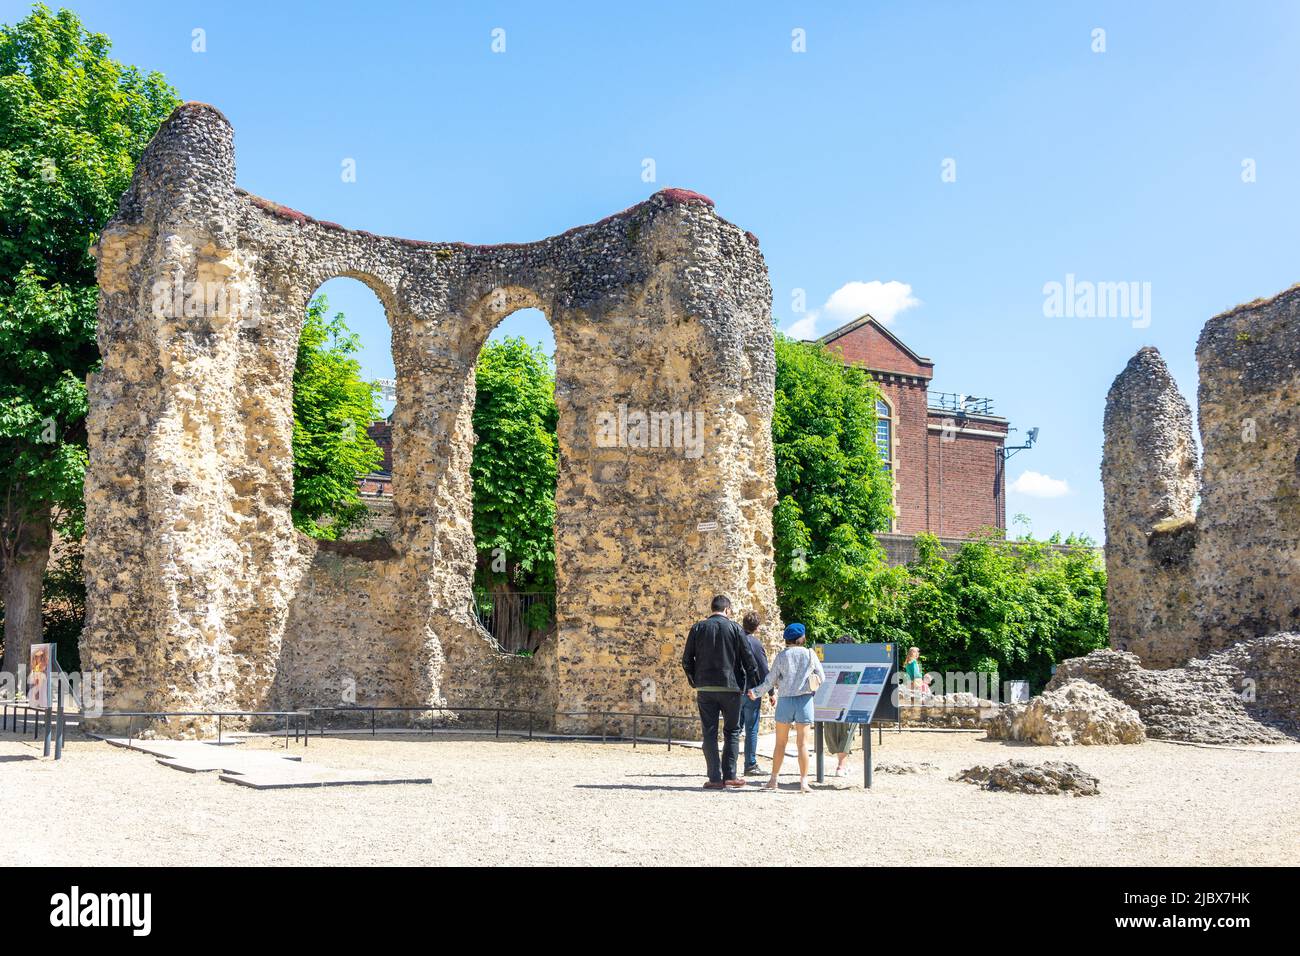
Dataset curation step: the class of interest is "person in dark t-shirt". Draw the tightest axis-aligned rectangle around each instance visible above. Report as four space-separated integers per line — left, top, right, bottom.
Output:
738 611 772 776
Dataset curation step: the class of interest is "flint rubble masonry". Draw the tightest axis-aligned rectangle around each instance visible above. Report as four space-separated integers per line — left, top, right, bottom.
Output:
81 103 780 736
1102 285 1300 668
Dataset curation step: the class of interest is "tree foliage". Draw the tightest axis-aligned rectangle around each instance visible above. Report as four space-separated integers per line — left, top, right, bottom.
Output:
0 4 178 530
471 336 557 595
771 333 897 637
291 295 384 539
897 532 1108 690
0 4 177 667
0 269 94 533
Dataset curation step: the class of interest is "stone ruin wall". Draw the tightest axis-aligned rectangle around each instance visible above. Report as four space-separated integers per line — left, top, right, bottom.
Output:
1103 286 1300 668
80 102 781 733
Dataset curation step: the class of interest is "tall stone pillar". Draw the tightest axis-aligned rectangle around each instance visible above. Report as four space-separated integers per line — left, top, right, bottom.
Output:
1101 347 1199 667
83 104 279 724
544 196 778 731
1192 288 1300 653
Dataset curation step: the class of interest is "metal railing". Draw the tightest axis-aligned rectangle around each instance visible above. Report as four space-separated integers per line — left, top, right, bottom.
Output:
9 701 704 758
305 704 696 750
88 710 311 749
1 696 68 759
929 392 995 416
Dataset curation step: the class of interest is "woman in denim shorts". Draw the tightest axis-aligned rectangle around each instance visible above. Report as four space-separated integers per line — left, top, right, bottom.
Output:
747 622 825 793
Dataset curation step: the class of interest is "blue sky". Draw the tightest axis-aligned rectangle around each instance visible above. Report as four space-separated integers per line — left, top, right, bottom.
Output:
14 0 1300 541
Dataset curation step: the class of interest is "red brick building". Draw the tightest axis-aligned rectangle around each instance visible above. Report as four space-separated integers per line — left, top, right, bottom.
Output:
815 315 1009 538
358 417 394 496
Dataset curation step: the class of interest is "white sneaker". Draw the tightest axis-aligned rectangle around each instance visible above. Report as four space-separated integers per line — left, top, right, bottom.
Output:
834 767 846 777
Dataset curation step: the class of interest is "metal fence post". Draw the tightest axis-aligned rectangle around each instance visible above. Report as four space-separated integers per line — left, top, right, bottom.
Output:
666 715 672 751
55 682 64 760
632 714 638 749
864 724 873 789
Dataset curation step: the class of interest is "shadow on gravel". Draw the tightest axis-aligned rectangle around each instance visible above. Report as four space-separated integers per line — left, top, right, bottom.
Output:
574 782 745 793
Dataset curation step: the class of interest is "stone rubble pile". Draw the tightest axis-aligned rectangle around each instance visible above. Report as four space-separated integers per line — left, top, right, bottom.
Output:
1049 635 1300 745
987 679 1145 746
952 760 1100 796
874 761 938 774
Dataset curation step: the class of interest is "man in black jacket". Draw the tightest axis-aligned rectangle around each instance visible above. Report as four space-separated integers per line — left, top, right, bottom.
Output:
681 594 760 789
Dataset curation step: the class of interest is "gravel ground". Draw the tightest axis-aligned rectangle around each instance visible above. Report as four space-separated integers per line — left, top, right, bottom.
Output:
4 728 1297 866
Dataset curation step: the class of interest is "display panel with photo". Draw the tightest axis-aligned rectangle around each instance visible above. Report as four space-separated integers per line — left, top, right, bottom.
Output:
27 643 56 708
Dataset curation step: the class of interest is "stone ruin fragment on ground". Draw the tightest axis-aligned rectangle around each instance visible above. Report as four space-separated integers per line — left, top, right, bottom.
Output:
987 679 1145 746
953 760 1100 796
1048 636 1300 745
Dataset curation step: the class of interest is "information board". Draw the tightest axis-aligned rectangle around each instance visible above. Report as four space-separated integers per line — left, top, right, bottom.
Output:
28 642 55 708
811 642 897 724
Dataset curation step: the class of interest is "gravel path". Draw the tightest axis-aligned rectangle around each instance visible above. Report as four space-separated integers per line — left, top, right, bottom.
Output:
4 729 1296 866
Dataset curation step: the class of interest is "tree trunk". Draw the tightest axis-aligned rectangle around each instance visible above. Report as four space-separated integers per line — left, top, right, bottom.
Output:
1 507 52 681
491 582 525 652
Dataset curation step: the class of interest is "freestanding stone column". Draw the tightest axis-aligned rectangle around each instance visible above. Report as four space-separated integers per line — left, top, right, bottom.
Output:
1102 287 1300 668
83 103 284 725
81 103 779 734
1101 347 1199 666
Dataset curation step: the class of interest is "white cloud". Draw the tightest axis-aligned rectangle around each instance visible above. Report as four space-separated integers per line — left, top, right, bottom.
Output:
1009 470 1071 499
784 314 819 340
780 280 921 339
823 280 920 326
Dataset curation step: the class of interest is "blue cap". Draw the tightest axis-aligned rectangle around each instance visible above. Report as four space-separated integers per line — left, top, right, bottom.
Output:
782 623 806 643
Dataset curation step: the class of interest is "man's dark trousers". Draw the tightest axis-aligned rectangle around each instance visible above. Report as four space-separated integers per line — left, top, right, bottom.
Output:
697 690 743 783
740 694 762 771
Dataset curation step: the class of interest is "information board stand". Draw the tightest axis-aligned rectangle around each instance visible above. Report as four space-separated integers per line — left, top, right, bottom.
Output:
810 642 898 789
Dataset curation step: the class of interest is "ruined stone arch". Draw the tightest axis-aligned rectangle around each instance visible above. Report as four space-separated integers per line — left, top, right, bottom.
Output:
82 102 779 734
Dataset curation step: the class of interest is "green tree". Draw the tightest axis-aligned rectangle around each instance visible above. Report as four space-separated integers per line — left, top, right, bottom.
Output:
899 531 1108 692
0 5 177 675
39 530 82 672
291 295 384 539
471 336 557 592
771 333 896 639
